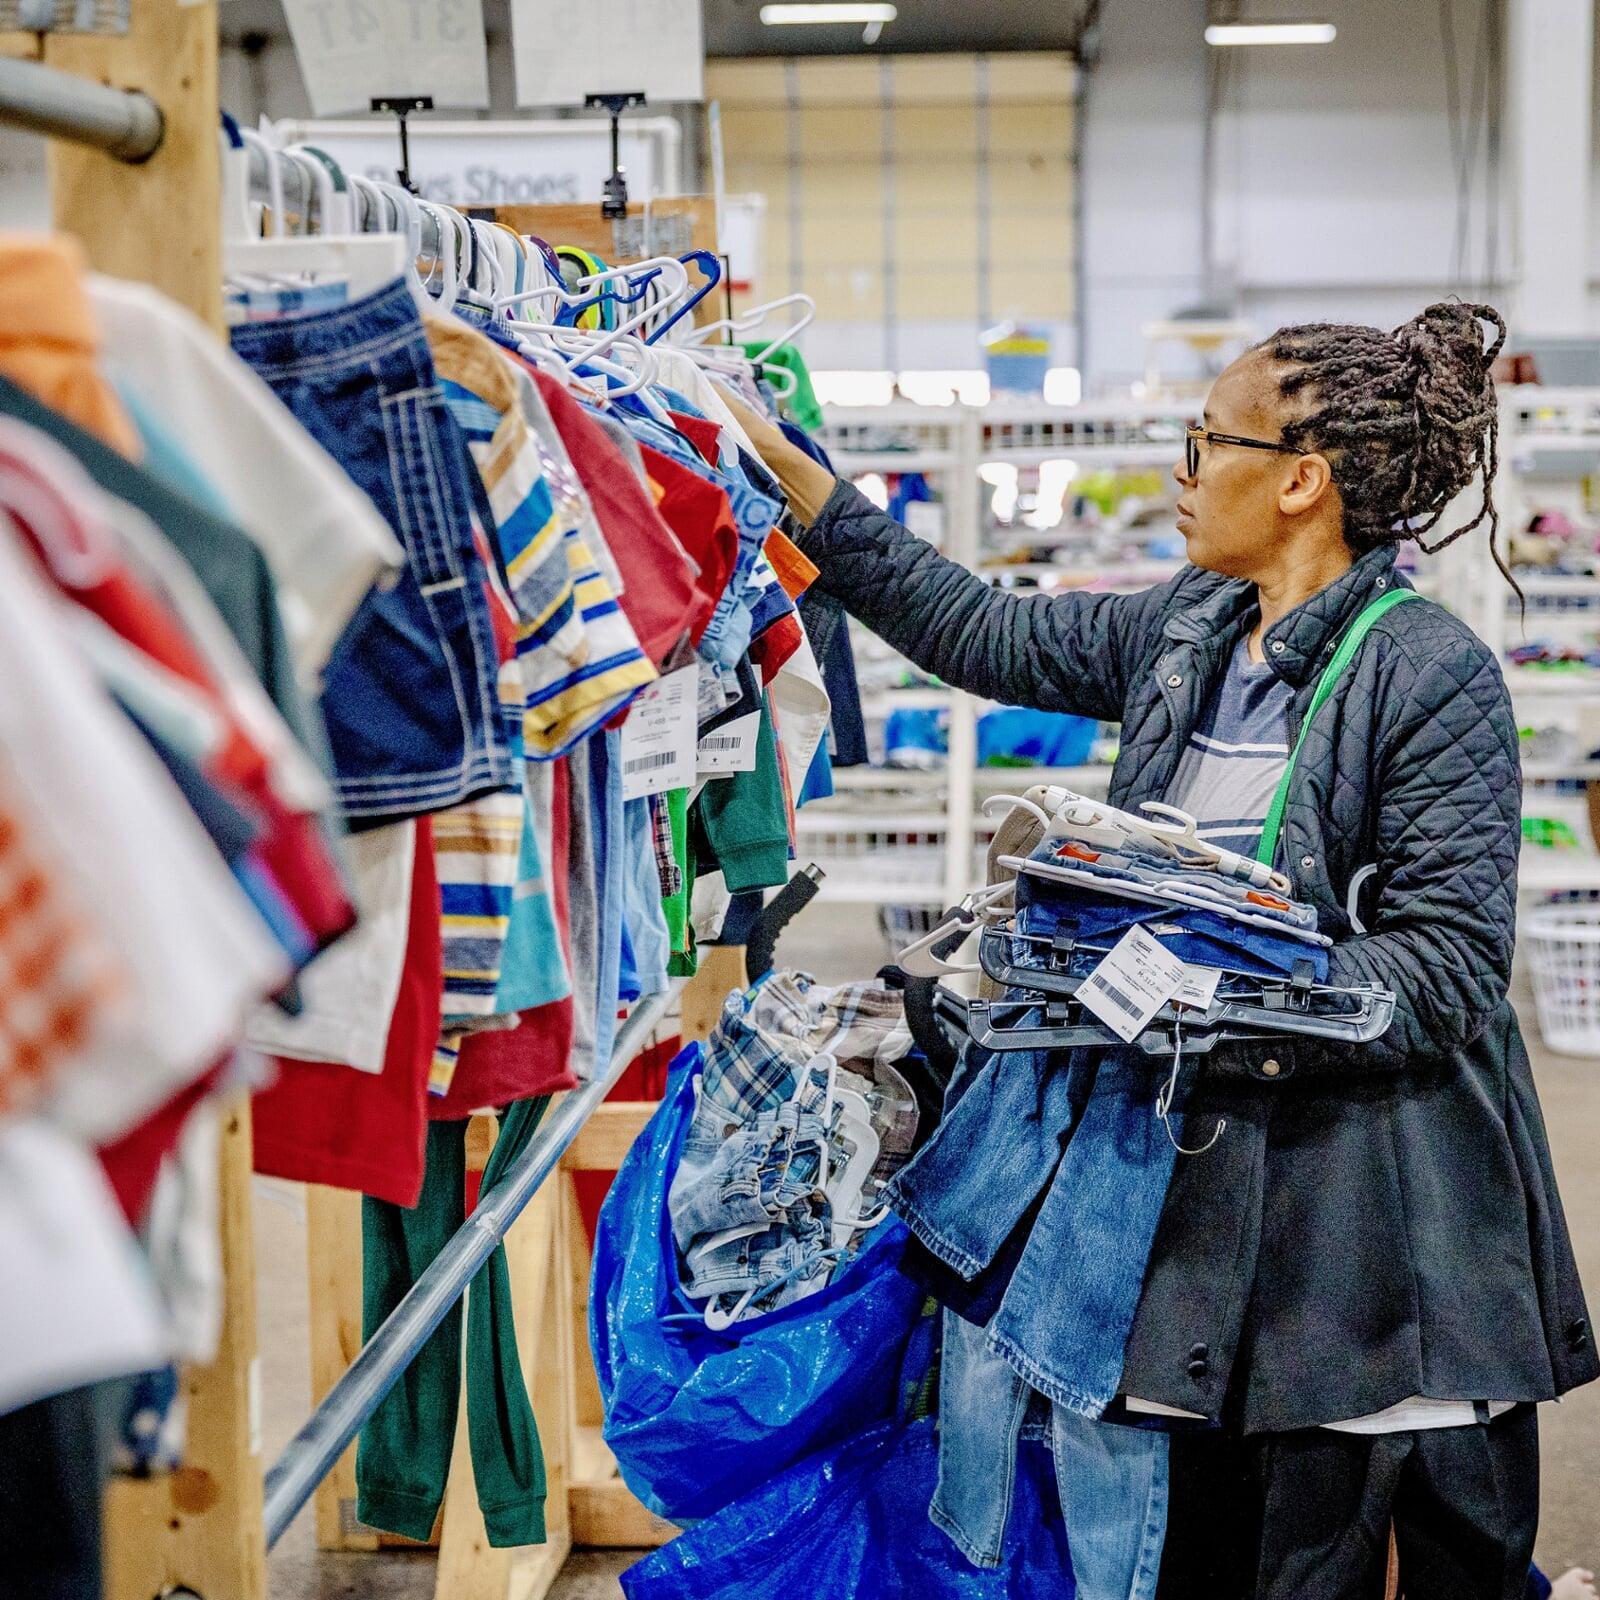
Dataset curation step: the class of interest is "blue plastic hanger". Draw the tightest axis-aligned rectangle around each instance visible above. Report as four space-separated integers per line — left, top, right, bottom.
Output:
645 250 723 344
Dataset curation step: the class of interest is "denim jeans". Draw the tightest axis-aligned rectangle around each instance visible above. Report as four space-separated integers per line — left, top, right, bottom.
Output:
232 279 513 825
933 1309 1168 1596
988 1050 1186 1418
884 1034 1081 1280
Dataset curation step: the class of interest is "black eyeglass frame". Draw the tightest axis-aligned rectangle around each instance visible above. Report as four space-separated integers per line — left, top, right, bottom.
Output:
1184 424 1304 479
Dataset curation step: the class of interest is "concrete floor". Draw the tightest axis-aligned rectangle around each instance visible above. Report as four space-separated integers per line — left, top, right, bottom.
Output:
258 909 1600 1596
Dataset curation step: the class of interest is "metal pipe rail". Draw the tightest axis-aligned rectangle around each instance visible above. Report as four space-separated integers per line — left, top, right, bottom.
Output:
0 55 162 161
261 986 677 1549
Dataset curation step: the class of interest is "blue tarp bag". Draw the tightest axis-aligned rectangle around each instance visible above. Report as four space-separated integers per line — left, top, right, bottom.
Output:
591 1043 931 1523
620 1416 1076 1600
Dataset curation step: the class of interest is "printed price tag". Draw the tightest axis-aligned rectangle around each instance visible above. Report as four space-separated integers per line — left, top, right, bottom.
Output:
620 664 698 801
1078 926 1186 1043
697 710 761 775
1173 965 1223 1011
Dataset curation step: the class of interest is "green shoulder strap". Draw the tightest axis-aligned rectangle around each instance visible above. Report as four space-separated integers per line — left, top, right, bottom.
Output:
1255 586 1424 868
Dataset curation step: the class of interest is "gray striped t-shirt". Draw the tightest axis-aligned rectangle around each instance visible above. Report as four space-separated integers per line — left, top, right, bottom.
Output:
1166 636 1292 855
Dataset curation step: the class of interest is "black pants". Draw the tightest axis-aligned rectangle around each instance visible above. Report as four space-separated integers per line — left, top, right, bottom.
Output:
0 1384 107 1600
1157 1407 1540 1600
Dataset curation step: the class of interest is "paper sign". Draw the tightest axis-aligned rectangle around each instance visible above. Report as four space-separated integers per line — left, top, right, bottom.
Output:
510 0 705 109
280 0 491 116
1078 926 1186 1043
698 711 761 775
621 664 699 801
904 500 945 547
1173 965 1223 1012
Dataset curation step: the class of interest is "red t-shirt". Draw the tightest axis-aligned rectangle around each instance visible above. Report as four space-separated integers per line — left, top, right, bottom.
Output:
529 370 699 669
637 442 738 648
251 818 442 1208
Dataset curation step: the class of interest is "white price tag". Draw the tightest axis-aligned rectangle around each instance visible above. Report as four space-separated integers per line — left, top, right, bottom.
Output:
1173 965 1223 1011
1078 927 1186 1043
281 0 491 116
620 664 698 801
697 710 761 775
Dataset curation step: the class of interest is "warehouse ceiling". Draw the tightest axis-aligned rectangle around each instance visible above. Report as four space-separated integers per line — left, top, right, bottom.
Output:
220 0 1095 56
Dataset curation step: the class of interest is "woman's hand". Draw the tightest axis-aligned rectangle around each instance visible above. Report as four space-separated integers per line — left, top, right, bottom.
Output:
717 387 838 527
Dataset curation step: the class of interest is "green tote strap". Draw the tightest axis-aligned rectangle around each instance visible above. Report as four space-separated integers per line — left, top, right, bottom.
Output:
1255 586 1423 868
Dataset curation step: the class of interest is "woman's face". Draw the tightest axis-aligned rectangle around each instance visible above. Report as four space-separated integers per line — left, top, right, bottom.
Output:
1172 354 1310 580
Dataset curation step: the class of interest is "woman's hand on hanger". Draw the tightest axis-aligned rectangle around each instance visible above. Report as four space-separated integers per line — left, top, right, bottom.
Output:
718 388 836 527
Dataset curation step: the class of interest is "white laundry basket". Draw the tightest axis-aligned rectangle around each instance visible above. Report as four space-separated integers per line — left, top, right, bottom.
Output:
1524 903 1600 1056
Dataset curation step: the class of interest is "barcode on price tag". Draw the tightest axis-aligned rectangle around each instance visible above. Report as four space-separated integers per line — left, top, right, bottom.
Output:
620 664 698 801
1173 965 1223 1011
1077 926 1186 1043
698 710 760 774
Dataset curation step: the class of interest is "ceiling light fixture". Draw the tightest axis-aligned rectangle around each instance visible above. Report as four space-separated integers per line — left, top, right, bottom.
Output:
1204 21 1337 45
759 3 898 24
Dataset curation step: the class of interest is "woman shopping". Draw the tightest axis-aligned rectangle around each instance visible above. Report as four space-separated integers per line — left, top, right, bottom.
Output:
725 303 1597 1600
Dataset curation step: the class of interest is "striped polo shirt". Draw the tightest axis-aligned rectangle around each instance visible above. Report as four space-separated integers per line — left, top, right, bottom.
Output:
1166 635 1292 855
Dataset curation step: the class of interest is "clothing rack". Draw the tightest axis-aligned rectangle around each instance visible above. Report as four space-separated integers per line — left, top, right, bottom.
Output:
0 53 162 159
264 984 678 1551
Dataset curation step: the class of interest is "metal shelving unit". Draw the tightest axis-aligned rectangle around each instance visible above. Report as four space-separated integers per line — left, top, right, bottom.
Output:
808 399 1187 923
1473 386 1600 893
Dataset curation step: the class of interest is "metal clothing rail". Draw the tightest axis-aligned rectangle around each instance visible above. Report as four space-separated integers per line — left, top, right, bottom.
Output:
261 985 678 1549
0 54 162 161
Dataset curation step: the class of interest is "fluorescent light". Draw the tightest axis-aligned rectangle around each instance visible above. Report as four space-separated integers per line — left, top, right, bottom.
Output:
760 4 897 24
1205 21 1336 45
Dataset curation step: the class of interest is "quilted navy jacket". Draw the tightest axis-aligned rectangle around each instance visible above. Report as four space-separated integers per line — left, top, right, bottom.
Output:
801 479 1597 1433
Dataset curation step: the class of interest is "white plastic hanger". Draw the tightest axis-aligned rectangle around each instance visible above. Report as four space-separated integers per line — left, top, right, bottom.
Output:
684 291 816 363
226 130 408 302
496 255 691 374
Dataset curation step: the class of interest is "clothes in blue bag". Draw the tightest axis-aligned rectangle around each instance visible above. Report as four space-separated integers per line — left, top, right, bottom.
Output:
590 1045 928 1522
619 1416 1075 1600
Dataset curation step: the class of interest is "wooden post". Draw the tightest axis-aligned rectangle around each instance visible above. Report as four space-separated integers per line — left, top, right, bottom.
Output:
43 0 221 325
102 1103 266 1600
30 6 260 1594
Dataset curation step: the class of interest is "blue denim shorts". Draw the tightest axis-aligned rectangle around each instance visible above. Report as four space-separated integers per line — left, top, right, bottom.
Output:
232 280 514 824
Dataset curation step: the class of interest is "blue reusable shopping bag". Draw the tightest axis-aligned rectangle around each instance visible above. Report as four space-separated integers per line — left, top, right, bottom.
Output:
619 1416 1076 1600
590 1044 931 1523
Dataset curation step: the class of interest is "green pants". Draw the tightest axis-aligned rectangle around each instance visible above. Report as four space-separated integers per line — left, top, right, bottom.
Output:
355 1097 549 1547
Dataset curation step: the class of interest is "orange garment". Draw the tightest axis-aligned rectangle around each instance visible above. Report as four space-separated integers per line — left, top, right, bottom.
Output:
764 527 820 600
0 234 141 457
0 774 124 1119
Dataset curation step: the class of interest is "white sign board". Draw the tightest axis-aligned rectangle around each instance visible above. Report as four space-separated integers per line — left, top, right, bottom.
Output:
280 0 491 117
270 118 684 209
510 0 705 109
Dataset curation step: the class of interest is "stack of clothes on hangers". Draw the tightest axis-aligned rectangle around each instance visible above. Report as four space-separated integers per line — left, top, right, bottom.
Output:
667 971 932 1328
0 146 868 1576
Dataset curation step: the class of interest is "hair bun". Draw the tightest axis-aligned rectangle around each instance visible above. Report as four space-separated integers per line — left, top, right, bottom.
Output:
1402 301 1508 372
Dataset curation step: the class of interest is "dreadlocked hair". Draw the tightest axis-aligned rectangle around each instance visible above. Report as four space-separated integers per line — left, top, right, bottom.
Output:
1262 302 1513 590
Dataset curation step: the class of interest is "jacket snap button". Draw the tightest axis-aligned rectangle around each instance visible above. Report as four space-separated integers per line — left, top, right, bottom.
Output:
1260 1058 1282 1077
1187 1357 1209 1378
1167 673 1183 688
1375 576 1388 590
1269 639 1285 654
1188 1342 1209 1362
1300 854 1316 870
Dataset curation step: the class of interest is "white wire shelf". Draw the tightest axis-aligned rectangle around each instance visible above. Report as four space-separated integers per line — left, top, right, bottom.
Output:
1507 670 1600 698
1520 851 1600 892
1507 573 1600 596
833 450 960 474
1524 761 1600 781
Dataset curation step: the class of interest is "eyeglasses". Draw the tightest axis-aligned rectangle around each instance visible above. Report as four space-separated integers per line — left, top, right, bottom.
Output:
1184 424 1304 479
